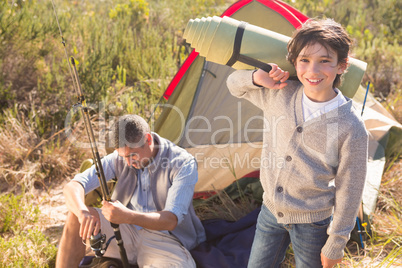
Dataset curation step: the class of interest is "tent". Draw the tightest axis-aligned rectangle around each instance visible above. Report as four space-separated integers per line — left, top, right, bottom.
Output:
154 0 401 229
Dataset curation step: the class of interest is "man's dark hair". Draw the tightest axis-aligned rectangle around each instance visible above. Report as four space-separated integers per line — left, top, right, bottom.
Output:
111 114 150 148
287 18 352 88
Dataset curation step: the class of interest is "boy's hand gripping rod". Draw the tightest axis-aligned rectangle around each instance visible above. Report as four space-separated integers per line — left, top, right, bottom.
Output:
51 1 129 267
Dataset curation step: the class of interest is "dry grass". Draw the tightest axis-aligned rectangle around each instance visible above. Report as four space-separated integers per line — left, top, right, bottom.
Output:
194 188 260 222
356 159 402 267
0 109 82 194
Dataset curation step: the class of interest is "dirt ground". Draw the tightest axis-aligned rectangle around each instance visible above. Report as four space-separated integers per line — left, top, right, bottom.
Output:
35 180 68 246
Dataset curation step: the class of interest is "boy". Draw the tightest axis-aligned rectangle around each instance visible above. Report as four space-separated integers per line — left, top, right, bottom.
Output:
226 19 368 268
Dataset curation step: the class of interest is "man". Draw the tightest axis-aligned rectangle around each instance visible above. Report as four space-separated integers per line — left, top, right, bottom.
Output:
56 114 206 267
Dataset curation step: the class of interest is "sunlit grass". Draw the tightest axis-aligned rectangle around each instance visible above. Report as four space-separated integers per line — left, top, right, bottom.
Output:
0 192 57 267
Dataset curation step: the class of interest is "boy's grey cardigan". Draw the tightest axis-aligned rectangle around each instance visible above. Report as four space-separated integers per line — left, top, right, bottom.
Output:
227 70 368 260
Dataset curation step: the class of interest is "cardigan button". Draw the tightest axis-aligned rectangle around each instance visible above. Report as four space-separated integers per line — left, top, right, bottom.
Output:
277 186 283 193
278 212 284 217
286 155 292 162
297 126 303 133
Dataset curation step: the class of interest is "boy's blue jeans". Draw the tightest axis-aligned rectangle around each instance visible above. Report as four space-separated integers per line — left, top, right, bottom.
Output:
248 204 331 268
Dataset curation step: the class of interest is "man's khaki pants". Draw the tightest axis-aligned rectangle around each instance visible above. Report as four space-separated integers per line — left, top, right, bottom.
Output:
93 208 196 268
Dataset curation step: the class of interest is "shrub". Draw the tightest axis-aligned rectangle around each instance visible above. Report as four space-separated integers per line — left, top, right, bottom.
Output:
0 192 40 234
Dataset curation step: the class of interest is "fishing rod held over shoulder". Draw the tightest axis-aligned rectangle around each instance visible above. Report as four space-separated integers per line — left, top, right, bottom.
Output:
51 1 129 267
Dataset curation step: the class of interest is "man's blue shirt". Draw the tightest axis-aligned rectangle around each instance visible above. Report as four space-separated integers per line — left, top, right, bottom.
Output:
73 149 198 226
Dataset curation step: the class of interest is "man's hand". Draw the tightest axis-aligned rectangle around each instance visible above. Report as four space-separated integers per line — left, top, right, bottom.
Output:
252 64 289 89
321 253 342 268
101 200 132 224
77 207 100 240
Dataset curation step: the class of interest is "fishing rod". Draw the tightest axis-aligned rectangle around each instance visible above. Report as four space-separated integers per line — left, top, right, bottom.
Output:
50 1 129 267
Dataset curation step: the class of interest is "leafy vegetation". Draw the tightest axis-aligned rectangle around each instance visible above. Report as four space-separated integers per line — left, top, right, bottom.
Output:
0 226 58 267
0 0 400 266
0 192 57 267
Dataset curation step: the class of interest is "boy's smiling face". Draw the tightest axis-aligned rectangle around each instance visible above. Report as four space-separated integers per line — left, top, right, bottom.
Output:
295 42 347 102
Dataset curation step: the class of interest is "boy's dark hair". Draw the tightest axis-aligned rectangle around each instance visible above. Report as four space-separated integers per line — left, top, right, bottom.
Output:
287 18 351 88
111 114 150 148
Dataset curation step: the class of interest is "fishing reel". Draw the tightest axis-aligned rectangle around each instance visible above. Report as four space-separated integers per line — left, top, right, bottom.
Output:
88 230 116 258
89 231 107 257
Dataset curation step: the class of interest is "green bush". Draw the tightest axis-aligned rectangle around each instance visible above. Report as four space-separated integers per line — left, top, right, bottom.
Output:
0 192 40 234
0 228 57 267
0 192 56 267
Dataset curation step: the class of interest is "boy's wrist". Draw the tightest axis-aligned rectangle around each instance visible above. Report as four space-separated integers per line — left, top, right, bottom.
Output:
251 70 263 87
321 235 346 260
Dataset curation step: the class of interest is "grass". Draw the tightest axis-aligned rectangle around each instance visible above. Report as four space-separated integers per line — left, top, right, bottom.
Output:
341 162 401 267
194 187 260 222
0 228 57 267
0 192 57 267
0 0 401 266
0 108 82 193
